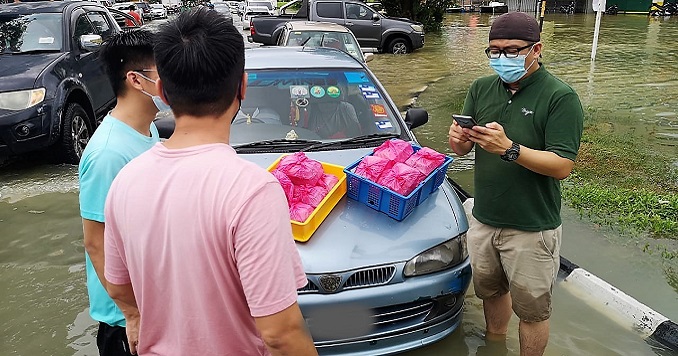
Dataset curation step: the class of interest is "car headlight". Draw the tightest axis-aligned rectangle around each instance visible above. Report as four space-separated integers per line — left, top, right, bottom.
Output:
403 233 468 277
410 24 423 33
0 88 46 111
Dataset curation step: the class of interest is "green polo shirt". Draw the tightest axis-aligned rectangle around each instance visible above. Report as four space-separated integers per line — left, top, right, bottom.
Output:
463 65 583 231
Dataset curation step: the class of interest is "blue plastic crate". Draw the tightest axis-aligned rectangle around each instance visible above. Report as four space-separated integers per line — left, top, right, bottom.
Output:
344 144 453 221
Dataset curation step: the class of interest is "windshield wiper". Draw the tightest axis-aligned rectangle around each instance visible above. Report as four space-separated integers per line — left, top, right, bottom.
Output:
233 138 323 153
301 133 400 152
14 49 60 54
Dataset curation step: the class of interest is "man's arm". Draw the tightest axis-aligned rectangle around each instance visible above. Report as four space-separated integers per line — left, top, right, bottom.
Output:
465 122 574 180
254 302 317 356
107 282 140 355
448 120 475 156
83 219 106 288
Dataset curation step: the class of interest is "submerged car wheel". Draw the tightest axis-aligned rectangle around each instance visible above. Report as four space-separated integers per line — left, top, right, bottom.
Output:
388 38 410 55
60 103 91 164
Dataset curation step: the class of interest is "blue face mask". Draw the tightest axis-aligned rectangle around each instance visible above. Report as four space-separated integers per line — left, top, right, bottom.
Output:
489 46 536 84
135 72 172 112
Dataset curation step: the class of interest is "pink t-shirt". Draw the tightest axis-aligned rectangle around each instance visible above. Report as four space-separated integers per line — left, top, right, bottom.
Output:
104 143 307 355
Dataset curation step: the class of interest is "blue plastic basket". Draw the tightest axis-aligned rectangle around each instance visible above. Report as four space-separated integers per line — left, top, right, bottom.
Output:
343 144 453 221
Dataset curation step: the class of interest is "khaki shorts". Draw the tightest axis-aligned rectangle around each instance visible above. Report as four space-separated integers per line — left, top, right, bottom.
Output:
465 205 561 323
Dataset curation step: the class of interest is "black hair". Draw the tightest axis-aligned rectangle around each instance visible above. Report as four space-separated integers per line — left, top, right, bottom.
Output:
99 29 155 96
154 8 244 117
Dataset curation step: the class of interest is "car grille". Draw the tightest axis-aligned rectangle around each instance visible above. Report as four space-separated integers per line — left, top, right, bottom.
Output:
343 266 396 290
372 300 434 327
298 279 319 294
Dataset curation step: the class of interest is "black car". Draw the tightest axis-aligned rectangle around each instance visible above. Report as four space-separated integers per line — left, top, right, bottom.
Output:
0 1 118 163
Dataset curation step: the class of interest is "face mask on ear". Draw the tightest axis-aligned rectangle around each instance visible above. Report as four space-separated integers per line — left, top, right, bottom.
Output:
135 72 172 112
489 45 537 84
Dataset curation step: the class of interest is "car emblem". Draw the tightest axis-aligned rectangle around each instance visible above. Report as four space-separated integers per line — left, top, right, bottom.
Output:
319 274 342 293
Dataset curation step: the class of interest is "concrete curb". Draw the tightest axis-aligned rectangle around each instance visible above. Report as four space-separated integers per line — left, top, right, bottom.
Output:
559 257 678 352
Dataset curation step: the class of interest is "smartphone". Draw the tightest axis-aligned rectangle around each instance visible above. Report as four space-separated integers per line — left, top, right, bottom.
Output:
452 114 478 129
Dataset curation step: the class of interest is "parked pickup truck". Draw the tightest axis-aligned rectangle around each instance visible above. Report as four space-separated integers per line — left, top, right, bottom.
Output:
249 0 424 54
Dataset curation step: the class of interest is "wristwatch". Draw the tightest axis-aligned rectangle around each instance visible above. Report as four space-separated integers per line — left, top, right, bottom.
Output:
500 142 520 162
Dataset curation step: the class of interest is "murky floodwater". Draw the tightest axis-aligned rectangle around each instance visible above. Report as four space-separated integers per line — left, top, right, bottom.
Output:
1 13 677 356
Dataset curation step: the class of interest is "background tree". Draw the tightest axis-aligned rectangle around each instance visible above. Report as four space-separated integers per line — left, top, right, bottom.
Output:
381 0 452 32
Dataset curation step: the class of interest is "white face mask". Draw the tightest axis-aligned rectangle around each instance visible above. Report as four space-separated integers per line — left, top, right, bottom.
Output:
135 72 172 112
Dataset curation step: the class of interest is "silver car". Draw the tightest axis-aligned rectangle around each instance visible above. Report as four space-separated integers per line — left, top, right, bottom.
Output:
154 47 471 355
276 21 371 63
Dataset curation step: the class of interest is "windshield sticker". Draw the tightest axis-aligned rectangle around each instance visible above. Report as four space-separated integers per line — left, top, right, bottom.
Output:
344 72 370 84
375 121 393 129
359 84 381 99
310 86 325 98
327 86 341 98
290 85 309 98
38 37 55 44
247 73 257 81
371 104 388 118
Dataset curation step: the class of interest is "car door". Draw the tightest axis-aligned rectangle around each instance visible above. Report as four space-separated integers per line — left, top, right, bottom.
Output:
343 2 381 49
70 9 115 115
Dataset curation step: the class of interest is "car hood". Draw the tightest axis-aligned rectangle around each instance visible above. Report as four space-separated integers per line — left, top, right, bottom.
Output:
383 16 421 27
0 53 63 92
241 148 468 274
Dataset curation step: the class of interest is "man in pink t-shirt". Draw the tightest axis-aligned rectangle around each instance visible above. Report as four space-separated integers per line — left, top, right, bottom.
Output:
103 8 317 356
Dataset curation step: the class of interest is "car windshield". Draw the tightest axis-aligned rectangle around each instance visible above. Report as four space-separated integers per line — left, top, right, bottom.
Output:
287 31 363 61
231 68 401 146
151 4 164 8
0 13 63 54
248 1 272 9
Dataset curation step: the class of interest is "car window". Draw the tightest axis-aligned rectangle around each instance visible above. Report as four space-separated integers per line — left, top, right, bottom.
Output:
316 2 342 18
0 13 63 53
345 3 373 20
285 31 363 62
86 12 114 40
73 14 96 41
232 69 401 144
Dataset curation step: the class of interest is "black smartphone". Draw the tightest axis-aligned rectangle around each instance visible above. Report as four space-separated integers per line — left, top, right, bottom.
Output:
452 114 478 129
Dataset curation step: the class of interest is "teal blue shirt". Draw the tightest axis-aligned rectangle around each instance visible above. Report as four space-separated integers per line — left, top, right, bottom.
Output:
78 114 159 326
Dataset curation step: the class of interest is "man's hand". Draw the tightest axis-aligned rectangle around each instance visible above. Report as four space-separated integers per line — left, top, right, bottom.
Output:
448 121 474 156
126 311 140 355
465 122 513 155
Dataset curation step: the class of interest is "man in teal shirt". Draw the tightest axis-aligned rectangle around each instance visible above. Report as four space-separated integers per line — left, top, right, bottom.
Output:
78 29 162 356
449 12 583 356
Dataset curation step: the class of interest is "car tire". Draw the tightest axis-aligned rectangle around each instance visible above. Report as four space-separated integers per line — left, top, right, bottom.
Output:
387 38 410 55
59 103 92 164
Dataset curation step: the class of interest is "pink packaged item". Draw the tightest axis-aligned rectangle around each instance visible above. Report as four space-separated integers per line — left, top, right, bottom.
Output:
302 185 329 208
377 163 425 196
277 152 323 186
317 173 339 191
290 184 309 204
354 155 394 182
405 147 446 176
373 139 414 163
290 202 315 222
271 169 295 203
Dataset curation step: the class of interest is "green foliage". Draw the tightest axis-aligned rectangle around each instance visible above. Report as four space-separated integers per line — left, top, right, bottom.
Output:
382 0 452 32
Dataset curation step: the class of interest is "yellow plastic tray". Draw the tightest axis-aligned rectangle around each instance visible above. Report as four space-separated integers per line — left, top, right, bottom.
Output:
267 156 347 242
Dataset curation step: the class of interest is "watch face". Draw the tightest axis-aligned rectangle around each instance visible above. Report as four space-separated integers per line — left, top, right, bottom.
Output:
506 151 519 161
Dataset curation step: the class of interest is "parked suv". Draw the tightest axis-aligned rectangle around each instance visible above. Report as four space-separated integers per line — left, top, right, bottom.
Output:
0 1 118 163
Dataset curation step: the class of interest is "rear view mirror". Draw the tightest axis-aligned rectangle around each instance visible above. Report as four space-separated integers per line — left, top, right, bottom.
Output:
404 108 428 130
79 34 103 52
372 13 380 21
364 52 374 63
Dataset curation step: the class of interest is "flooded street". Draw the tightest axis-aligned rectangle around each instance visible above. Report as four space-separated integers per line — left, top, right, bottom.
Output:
1 13 677 356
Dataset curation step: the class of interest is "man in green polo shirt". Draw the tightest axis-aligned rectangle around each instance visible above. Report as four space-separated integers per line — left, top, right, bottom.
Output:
448 12 584 356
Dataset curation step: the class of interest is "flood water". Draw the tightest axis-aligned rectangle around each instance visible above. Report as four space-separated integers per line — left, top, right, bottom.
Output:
1 13 677 356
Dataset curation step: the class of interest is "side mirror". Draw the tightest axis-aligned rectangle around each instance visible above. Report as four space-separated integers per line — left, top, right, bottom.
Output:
363 52 374 63
372 13 380 21
404 108 428 130
79 34 103 52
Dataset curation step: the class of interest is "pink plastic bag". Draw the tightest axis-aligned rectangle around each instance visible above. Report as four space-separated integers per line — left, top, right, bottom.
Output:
317 173 339 191
377 163 425 196
271 169 295 203
290 202 315 222
290 184 309 204
373 139 414 163
302 185 329 208
277 152 324 186
405 147 446 176
354 155 394 182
